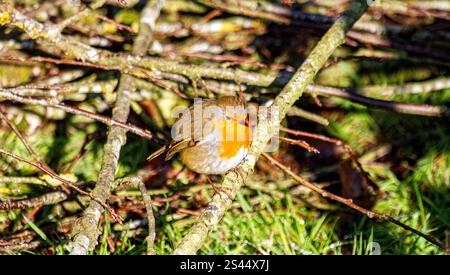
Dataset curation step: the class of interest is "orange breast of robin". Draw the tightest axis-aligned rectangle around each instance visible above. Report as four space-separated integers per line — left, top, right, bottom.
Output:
217 117 252 159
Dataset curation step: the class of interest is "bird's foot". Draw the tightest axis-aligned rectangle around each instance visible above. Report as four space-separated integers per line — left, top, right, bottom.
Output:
206 176 233 200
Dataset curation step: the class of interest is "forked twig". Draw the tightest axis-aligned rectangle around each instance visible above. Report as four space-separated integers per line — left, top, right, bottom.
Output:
262 152 449 253
277 135 320 154
280 127 380 192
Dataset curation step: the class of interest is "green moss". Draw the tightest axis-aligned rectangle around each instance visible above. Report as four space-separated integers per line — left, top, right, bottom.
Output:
0 64 34 87
0 11 10 25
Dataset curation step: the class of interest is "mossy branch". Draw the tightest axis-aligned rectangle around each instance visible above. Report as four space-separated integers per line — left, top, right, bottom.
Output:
69 0 164 255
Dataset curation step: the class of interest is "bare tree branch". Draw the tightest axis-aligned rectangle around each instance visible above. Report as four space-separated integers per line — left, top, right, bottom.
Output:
69 0 165 255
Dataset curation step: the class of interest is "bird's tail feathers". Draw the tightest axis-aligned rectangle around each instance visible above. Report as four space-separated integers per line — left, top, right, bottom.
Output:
146 145 168 162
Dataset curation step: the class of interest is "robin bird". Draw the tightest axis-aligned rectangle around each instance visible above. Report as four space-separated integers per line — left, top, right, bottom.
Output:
147 96 253 175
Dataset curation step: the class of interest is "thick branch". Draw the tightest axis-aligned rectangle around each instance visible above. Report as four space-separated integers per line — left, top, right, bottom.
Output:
69 0 164 255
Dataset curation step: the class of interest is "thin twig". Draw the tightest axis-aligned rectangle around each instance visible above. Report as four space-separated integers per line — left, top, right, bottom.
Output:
286 106 330 126
0 148 121 222
277 136 320 154
357 77 450 96
0 108 48 167
307 85 450 117
63 133 98 173
138 178 156 255
0 192 68 210
0 90 161 143
262 152 449 253
280 127 380 192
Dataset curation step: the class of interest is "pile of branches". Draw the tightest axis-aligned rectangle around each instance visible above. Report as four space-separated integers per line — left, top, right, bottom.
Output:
0 0 449 254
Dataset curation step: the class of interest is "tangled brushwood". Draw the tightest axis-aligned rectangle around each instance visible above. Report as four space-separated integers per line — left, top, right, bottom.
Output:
0 0 449 255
